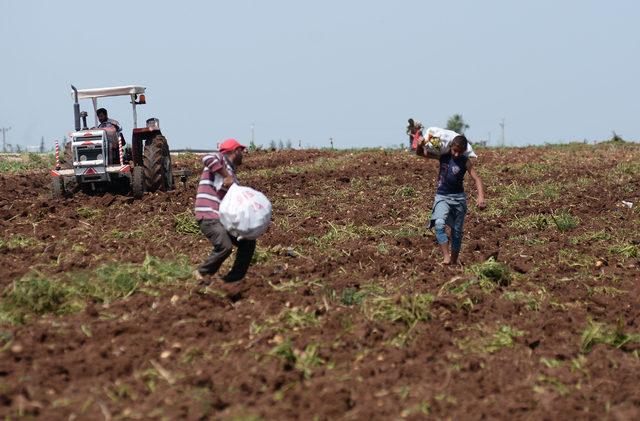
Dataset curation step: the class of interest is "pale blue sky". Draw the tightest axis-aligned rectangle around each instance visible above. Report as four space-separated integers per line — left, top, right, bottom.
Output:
1 0 638 150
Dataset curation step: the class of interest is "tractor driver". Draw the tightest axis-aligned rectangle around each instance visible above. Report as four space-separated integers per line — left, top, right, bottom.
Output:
96 108 122 132
95 108 125 164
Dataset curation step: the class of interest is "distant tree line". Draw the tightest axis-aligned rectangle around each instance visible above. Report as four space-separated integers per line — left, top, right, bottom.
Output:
249 139 297 151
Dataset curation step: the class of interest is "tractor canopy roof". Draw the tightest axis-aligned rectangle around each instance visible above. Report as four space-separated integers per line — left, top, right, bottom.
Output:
73 85 146 100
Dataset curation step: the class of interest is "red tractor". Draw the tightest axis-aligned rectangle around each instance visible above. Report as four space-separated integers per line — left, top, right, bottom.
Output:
51 85 177 198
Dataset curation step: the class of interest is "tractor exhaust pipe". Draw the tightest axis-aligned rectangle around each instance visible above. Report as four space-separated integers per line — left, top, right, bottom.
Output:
71 85 80 131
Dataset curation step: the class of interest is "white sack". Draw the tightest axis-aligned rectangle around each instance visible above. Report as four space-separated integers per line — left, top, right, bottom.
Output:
424 127 478 158
219 184 272 240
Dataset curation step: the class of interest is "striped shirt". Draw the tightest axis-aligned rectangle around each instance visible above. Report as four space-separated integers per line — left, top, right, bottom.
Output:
194 153 238 220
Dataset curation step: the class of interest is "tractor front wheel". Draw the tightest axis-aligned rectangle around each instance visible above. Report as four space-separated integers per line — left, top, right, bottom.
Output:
59 143 73 168
131 166 144 199
52 177 66 198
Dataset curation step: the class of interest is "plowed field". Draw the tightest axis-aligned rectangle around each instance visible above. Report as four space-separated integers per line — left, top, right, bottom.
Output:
1 143 639 420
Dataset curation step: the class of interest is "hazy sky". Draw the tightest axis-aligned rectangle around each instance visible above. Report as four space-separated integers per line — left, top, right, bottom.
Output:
1 0 638 150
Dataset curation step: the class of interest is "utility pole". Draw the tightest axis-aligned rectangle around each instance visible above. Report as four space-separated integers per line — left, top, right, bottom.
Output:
1 126 11 153
250 123 255 147
499 118 505 147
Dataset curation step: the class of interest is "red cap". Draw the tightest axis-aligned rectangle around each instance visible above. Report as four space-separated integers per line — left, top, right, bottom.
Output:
219 138 246 154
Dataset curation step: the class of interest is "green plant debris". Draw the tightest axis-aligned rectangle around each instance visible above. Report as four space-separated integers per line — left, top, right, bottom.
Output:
508 214 548 230
268 339 324 379
376 241 390 254
340 283 385 306
269 338 296 363
570 229 611 245
588 286 627 297
580 320 640 354
294 343 325 379
535 375 569 396
307 221 385 249
400 400 431 417
457 324 525 354
0 255 192 324
267 277 321 292
0 331 12 352
608 243 639 259
76 207 102 220
502 182 537 203
614 161 640 176
539 182 561 198
540 357 562 368
508 234 548 246
174 210 200 235
394 185 416 197
439 276 496 297
0 275 80 324
71 243 87 254
557 249 592 268
468 257 511 286
277 307 319 329
502 291 543 311
73 255 192 304
364 293 434 347
0 234 41 250
251 246 273 264
550 210 580 232
485 325 525 353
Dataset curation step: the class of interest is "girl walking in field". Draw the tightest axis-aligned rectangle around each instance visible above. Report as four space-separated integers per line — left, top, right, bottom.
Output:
415 134 486 265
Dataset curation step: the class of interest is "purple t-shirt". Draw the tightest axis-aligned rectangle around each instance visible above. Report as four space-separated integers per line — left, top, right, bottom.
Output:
436 153 467 195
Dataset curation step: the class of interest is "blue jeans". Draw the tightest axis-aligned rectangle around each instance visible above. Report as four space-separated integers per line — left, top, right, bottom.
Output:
429 193 467 252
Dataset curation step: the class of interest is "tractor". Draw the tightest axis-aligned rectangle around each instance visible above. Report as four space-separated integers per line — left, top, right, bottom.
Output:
51 85 176 199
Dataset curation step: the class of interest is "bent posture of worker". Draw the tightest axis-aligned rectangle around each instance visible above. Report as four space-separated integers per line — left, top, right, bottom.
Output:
193 139 255 282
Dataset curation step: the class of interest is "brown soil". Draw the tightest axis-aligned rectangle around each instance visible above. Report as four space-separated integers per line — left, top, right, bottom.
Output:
1 143 639 420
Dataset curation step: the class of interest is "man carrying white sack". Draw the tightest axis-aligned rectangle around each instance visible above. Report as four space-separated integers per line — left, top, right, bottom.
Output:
193 138 256 283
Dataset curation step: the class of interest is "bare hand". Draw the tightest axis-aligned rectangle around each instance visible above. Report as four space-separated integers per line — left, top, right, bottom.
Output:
222 175 234 188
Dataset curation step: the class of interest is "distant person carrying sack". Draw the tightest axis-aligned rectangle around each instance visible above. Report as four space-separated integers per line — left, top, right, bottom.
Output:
406 119 423 149
193 138 256 283
416 135 486 265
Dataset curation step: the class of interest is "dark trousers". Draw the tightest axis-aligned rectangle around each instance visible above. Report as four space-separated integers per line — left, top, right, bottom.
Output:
197 219 256 281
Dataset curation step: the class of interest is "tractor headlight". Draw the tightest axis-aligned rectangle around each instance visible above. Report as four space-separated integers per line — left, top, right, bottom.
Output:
80 155 87 161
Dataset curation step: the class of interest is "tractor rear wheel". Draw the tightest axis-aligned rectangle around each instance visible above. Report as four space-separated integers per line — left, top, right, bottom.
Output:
131 166 144 199
143 135 172 192
52 177 66 198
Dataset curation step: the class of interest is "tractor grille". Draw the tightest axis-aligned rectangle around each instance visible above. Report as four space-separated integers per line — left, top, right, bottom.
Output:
77 145 103 162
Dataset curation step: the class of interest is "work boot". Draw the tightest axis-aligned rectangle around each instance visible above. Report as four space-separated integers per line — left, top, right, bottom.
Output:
222 272 244 283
